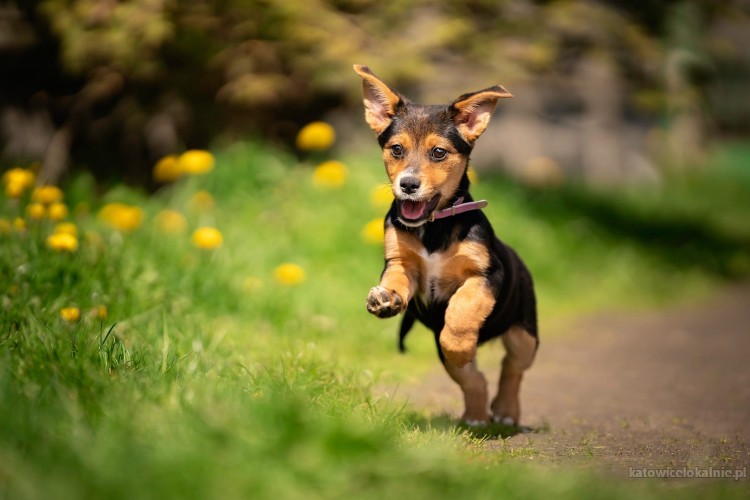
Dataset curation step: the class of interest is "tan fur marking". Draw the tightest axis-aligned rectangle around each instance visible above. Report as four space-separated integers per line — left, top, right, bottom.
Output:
439 276 496 368
422 133 466 210
382 131 468 210
491 326 537 424
380 226 422 305
434 240 490 297
444 360 489 423
381 132 414 183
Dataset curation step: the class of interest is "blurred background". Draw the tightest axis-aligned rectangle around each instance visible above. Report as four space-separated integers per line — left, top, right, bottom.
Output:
1 0 749 186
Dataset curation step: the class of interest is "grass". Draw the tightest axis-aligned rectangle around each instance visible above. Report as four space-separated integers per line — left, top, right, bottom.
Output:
0 140 749 499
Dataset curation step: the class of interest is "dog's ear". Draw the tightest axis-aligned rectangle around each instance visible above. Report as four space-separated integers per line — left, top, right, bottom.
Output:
353 64 404 135
450 86 512 142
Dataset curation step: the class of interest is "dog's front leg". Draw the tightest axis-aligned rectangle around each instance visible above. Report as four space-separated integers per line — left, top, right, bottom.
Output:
366 256 416 318
439 276 495 368
366 227 419 318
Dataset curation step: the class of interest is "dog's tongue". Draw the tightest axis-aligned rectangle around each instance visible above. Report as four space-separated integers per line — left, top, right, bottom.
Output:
401 200 426 220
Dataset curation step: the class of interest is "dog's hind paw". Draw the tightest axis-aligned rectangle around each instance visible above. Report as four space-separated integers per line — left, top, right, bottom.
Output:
492 415 517 427
366 286 404 318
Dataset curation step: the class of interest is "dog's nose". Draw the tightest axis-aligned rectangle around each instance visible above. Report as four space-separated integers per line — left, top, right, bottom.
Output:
399 176 421 195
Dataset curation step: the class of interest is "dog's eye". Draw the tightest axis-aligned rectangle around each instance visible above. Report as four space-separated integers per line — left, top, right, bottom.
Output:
431 147 448 161
390 144 404 158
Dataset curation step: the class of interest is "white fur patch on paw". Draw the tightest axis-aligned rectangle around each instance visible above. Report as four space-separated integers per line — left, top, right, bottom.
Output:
463 419 486 427
492 415 516 426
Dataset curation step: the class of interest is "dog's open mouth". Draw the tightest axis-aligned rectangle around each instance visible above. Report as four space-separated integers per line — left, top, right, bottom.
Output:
397 194 441 224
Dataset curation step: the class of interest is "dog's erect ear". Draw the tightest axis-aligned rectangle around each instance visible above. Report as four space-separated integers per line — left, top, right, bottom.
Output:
353 64 404 135
450 86 512 142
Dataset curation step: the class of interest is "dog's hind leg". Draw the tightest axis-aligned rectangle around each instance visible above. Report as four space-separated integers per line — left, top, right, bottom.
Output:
491 326 537 426
443 359 489 425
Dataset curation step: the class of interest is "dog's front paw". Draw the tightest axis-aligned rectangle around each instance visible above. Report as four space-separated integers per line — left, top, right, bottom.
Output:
366 286 404 318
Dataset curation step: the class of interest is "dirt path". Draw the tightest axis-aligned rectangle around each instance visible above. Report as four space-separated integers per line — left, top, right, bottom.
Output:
389 284 750 475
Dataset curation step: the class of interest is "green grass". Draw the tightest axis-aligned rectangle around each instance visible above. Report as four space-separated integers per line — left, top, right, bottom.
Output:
1 141 748 499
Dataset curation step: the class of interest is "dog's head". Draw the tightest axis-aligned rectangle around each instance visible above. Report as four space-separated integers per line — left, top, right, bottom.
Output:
354 64 511 227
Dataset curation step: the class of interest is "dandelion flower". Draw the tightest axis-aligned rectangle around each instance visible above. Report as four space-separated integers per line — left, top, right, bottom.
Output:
189 191 215 212
2 168 35 197
5 182 26 198
47 202 68 221
153 155 183 183
191 227 223 249
0 219 11 234
97 305 108 320
60 307 81 322
361 218 385 244
178 150 215 175
98 203 144 232
296 121 335 151
46 232 78 252
54 222 78 237
370 185 394 208
467 167 478 184
274 263 306 285
26 203 46 220
312 161 347 188
154 209 187 234
32 186 63 205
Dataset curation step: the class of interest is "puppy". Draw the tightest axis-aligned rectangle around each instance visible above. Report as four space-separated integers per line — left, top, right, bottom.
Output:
354 65 539 426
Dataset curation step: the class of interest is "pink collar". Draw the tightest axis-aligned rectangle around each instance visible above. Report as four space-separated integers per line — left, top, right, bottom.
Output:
430 197 488 221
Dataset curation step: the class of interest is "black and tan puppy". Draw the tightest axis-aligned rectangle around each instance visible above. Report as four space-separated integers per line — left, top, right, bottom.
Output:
354 65 539 426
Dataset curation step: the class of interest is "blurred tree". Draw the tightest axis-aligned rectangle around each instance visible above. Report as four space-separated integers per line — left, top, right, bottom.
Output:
0 0 746 184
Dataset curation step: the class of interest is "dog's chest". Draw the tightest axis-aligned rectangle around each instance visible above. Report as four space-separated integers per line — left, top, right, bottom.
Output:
415 243 483 303
417 250 447 302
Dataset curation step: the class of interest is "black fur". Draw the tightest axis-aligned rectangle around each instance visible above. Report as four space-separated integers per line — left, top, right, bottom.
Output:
388 180 538 360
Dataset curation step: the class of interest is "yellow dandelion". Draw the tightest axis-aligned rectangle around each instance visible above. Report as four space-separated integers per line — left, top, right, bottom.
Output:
189 191 215 212
361 218 385 244
312 161 347 188
154 209 187 234
46 232 78 252
5 182 26 198
13 218 26 232
153 155 183 183
467 167 479 184
60 307 81 322
274 263 306 285
178 150 215 175
54 222 78 237
370 185 394 208
26 203 46 220
97 305 108 320
296 121 336 151
191 227 223 249
32 185 63 205
2 168 35 197
98 203 144 232
0 218 11 234
47 202 68 221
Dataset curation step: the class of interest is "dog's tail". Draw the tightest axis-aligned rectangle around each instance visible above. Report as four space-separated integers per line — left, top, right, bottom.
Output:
398 310 416 353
